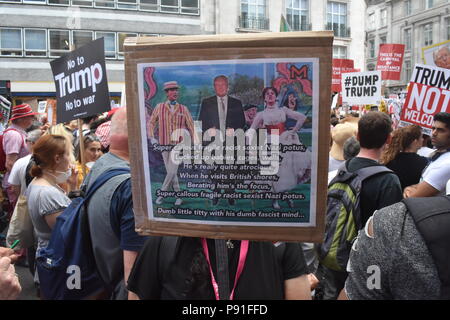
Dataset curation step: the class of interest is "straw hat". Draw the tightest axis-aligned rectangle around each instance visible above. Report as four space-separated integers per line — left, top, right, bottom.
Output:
163 81 179 91
330 122 358 161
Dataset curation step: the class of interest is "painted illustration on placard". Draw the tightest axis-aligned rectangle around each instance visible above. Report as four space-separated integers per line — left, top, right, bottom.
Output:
137 58 319 227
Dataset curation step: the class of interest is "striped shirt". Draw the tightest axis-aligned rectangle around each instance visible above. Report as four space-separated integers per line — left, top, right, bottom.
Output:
148 101 195 146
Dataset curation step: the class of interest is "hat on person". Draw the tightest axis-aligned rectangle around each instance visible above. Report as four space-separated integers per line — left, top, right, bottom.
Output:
163 81 179 91
95 120 111 149
9 104 40 122
330 122 358 161
107 107 121 118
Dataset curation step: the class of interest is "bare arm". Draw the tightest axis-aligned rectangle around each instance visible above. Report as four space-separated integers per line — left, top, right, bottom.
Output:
284 274 312 300
124 250 140 300
5 154 19 172
403 181 439 198
283 107 306 132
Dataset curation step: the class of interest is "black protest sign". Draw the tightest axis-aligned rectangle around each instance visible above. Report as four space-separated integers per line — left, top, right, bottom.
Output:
50 38 110 123
341 70 381 106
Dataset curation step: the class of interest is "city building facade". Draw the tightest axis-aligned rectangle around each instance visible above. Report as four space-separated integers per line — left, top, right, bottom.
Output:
365 0 450 93
0 0 366 105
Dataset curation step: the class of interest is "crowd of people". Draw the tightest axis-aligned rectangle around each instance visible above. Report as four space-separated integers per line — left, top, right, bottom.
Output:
0 91 449 300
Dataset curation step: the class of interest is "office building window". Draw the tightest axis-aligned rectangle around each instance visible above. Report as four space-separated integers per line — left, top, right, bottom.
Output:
327 1 349 37
404 28 412 50
140 0 158 11
380 35 387 44
72 0 93 6
24 29 46 57
23 0 46 4
286 0 309 31
0 28 22 56
0 0 21 2
73 31 93 49
405 60 411 82
48 29 70 57
369 13 375 30
240 0 268 30
424 23 433 46
181 0 199 14
117 0 137 10
425 0 433 9
96 32 116 59
447 18 450 40
380 9 387 27
161 0 179 12
118 32 137 59
94 0 115 8
369 39 375 58
405 0 412 15
48 0 70 5
333 46 347 59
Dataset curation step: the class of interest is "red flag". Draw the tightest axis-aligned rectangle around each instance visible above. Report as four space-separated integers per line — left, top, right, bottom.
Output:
332 59 355 93
376 44 405 81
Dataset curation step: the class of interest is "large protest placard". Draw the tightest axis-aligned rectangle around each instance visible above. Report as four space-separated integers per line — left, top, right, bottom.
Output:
400 64 450 135
124 32 332 242
50 38 110 123
377 44 405 80
332 59 354 93
422 39 450 69
341 71 381 106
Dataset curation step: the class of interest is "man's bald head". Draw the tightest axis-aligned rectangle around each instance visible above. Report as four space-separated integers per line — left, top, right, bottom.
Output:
109 107 129 160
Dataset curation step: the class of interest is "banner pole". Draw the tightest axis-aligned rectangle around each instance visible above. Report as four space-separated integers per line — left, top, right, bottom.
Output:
78 119 86 178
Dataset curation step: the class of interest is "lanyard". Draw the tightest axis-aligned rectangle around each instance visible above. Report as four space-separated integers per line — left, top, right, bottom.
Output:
201 238 249 300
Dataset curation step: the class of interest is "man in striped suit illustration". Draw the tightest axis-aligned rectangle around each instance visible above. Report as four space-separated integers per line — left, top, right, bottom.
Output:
148 81 195 206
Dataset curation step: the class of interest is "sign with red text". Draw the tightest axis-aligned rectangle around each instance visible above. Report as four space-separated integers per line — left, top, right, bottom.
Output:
332 59 354 93
341 71 382 106
376 44 405 80
400 64 450 135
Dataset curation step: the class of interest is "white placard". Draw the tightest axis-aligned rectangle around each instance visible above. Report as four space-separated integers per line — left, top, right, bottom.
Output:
341 71 382 106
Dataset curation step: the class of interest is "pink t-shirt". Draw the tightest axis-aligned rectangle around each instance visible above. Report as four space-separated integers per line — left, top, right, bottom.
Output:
2 124 29 188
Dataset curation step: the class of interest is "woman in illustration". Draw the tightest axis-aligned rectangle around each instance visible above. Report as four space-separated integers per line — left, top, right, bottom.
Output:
250 87 312 210
282 87 303 131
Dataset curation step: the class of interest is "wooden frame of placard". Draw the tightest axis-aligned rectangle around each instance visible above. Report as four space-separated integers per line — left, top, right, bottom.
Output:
124 32 332 242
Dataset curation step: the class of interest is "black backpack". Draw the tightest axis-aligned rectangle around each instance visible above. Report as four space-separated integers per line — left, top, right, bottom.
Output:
402 196 450 300
317 163 392 272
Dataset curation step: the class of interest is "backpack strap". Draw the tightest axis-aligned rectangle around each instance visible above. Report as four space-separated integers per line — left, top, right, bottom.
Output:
84 168 131 200
353 165 393 182
402 196 450 300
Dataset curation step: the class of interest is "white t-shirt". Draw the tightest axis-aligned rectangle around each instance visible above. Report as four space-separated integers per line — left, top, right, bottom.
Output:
7 154 32 196
421 152 450 195
417 147 434 157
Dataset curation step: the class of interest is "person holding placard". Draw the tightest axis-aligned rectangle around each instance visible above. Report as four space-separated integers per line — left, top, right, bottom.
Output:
127 236 311 300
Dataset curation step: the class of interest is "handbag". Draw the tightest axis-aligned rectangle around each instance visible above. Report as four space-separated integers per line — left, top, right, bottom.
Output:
6 194 35 249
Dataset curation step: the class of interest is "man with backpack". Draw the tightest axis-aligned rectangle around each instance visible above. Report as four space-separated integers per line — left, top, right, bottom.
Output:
83 107 147 299
316 111 403 300
343 191 450 299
